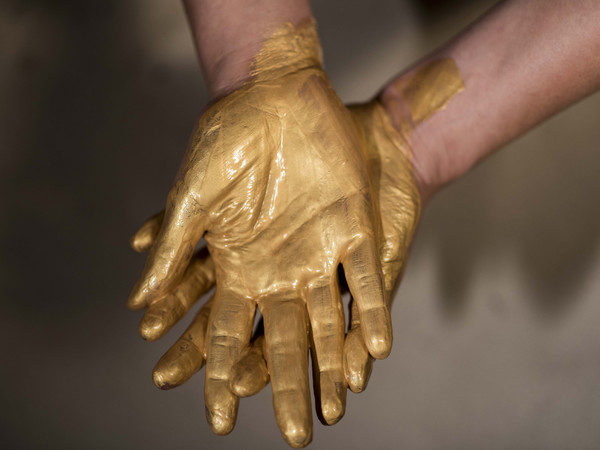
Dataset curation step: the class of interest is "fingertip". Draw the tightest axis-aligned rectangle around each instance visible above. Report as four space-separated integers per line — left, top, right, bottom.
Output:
152 358 188 390
139 314 166 342
152 367 178 390
366 331 392 360
205 407 236 435
362 307 393 359
230 346 269 397
130 211 164 252
320 394 345 425
205 408 236 435
347 369 370 393
127 282 148 310
152 339 204 389
130 233 152 253
282 421 312 448
230 376 250 398
316 371 347 425
230 369 268 398
346 353 373 393
344 329 373 393
205 384 239 435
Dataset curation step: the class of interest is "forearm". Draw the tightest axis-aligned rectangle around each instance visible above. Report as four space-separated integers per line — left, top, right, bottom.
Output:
183 0 312 100
380 0 600 202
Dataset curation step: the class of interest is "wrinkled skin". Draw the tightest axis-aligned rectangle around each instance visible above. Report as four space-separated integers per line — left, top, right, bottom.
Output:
127 22 393 448
130 100 421 448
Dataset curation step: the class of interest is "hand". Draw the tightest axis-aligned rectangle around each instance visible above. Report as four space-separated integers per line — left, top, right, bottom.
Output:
130 217 269 395
343 101 421 392
127 20 391 447
129 97 421 446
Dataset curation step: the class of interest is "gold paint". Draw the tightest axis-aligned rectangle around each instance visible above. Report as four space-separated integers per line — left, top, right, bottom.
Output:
133 97 423 440
130 215 216 386
342 57 463 391
130 211 164 253
139 255 214 342
396 57 464 124
152 296 213 389
128 19 392 447
129 21 460 449
343 101 421 392
230 335 269 397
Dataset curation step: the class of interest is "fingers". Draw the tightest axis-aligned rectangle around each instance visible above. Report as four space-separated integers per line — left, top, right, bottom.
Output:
130 211 165 253
230 335 269 398
343 298 373 393
152 296 213 390
204 289 255 435
306 279 346 425
127 193 206 310
343 237 392 359
260 295 312 448
139 255 215 341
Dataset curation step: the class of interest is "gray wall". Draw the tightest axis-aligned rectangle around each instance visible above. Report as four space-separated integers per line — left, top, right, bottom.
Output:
2 0 600 448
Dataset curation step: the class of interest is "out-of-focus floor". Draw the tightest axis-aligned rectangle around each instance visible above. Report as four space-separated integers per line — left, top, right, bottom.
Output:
2 0 600 448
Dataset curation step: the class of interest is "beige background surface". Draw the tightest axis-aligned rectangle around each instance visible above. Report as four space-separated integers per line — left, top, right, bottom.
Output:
2 0 600 448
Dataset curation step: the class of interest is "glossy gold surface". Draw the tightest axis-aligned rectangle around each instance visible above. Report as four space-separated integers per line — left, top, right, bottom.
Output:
344 101 421 392
343 57 464 391
128 19 391 448
130 53 463 446
132 216 270 395
131 98 424 443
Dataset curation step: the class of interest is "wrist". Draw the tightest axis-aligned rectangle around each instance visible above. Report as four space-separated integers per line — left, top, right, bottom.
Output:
204 47 257 102
206 19 323 102
378 85 443 204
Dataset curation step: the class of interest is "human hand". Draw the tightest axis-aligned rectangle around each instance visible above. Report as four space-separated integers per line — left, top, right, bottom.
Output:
343 101 421 392
130 216 269 394
129 97 421 446
127 20 391 447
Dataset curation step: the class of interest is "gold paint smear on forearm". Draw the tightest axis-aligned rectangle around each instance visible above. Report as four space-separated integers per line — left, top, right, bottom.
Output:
397 57 464 125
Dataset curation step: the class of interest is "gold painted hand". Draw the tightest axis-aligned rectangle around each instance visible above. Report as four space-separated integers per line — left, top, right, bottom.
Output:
343 101 421 392
129 98 421 447
127 21 391 447
130 218 269 395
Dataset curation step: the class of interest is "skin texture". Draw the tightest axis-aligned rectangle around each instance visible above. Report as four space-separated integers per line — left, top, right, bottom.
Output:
381 0 600 201
182 0 312 100
128 20 392 447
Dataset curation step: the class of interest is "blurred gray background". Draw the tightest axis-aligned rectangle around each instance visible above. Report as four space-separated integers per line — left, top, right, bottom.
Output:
2 0 600 448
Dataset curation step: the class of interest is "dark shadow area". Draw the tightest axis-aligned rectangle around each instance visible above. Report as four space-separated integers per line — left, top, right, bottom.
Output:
419 104 600 317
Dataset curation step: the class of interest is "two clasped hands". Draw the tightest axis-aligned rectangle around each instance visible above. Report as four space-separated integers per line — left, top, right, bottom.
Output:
128 19 420 448
127 0 600 447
